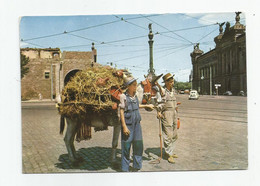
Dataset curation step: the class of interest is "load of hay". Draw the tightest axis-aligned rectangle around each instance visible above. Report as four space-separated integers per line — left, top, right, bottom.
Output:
58 66 128 119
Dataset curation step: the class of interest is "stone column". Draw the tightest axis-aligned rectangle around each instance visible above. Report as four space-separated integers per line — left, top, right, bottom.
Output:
148 23 155 79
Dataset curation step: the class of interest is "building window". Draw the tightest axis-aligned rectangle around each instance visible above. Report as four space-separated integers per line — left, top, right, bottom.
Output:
45 71 50 79
53 52 59 58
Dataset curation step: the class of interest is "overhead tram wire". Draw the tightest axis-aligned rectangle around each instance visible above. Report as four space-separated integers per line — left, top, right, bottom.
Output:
113 15 148 31
99 48 149 57
103 44 193 72
110 43 191 65
61 43 148 50
180 14 246 27
62 32 147 48
131 14 195 43
180 13 218 25
154 45 191 60
23 14 221 50
61 44 92 50
65 32 120 47
123 14 162 21
65 32 100 43
114 14 197 44
98 35 147 45
20 40 45 48
60 24 218 50
113 53 148 63
196 27 219 43
159 23 217 34
155 44 193 60
66 33 147 46
21 20 121 42
155 32 189 43
56 23 219 50
99 43 191 57
140 14 194 45
21 14 162 42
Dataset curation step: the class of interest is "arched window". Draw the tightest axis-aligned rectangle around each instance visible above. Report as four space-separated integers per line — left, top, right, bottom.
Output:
53 52 59 58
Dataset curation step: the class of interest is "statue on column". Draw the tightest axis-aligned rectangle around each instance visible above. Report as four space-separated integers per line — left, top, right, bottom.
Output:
235 11 242 24
224 22 230 33
148 23 152 32
194 43 200 50
218 22 225 34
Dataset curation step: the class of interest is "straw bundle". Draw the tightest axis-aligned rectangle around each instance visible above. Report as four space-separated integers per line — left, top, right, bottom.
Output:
58 66 126 119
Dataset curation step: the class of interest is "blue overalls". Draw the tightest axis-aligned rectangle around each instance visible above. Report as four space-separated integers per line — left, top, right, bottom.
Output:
121 93 143 172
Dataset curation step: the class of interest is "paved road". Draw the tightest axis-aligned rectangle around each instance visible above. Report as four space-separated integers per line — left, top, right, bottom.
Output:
22 94 247 173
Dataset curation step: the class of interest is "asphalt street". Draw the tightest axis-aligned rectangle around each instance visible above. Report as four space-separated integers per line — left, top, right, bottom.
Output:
22 94 248 173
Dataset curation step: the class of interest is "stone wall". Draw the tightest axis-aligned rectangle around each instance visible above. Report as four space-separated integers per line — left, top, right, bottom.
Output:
21 48 97 100
21 58 59 100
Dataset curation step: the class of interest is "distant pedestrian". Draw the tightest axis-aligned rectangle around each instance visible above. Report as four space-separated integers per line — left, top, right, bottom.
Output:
119 75 154 172
157 73 179 164
38 93 42 101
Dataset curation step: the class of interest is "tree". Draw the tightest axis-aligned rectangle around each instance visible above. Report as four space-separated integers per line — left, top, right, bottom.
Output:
174 81 191 91
21 53 29 79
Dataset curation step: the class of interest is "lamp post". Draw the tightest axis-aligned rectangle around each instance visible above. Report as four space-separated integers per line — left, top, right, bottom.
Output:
201 75 204 96
210 66 212 95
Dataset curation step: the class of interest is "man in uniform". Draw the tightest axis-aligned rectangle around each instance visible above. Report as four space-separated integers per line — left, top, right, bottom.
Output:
157 73 178 164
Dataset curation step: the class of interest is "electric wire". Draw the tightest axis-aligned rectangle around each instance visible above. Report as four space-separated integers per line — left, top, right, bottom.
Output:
113 15 148 31
99 44 191 57
140 14 194 44
196 27 219 43
21 14 161 42
66 32 120 47
110 44 191 65
155 44 193 60
159 23 217 34
180 13 218 24
30 22 219 50
20 41 45 48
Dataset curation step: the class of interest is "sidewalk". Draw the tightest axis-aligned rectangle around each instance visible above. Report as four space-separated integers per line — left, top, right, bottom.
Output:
21 99 56 106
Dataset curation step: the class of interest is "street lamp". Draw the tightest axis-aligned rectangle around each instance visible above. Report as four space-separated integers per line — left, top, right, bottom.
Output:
201 75 204 96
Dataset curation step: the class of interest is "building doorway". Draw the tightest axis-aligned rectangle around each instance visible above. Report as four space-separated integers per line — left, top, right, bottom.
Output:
64 69 81 86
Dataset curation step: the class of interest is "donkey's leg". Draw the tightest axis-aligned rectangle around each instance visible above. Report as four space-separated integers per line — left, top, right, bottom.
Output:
111 124 121 162
64 118 79 162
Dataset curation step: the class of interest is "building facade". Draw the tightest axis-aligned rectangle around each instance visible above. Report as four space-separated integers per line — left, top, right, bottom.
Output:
191 12 246 95
21 43 98 100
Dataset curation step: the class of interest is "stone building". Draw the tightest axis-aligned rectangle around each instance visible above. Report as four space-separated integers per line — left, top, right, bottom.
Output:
190 12 246 95
21 43 98 100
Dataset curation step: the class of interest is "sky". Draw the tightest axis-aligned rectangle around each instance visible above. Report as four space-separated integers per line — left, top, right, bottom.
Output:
20 13 245 83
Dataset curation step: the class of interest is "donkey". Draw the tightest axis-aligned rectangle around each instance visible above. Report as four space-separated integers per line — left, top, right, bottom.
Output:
59 75 162 165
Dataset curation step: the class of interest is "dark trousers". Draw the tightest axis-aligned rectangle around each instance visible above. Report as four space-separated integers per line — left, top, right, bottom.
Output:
121 122 143 172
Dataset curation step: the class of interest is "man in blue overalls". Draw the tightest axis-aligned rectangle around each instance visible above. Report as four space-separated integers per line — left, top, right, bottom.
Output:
119 75 154 172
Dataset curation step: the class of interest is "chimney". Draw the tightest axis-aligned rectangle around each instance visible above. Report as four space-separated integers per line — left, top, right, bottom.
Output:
91 43 97 63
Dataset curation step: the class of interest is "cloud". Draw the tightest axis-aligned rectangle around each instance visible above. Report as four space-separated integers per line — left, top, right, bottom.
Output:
184 12 246 25
20 41 29 47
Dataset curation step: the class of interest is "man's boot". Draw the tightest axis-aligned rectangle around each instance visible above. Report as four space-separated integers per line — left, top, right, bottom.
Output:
168 156 175 164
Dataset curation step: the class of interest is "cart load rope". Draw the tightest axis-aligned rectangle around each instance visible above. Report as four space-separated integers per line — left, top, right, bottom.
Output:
58 66 128 119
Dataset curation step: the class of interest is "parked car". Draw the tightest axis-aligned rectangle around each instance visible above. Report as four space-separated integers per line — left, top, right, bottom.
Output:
184 89 190 94
223 91 232 96
238 91 245 96
180 89 185 94
189 90 199 100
